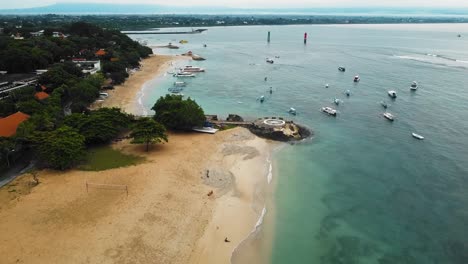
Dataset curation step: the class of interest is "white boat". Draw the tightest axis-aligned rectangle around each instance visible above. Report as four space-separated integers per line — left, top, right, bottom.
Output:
333 98 341 105
266 58 274 64
353 75 360 82
338 67 346 72
325 83 329 88
412 133 424 140
381 101 388 109
321 107 337 116
288 107 297 115
410 81 418 90
174 81 187 87
383 112 395 121
173 72 196 77
345 90 351 97
168 87 184 92
192 127 219 134
259 95 265 103
183 66 205 72
388 90 397 98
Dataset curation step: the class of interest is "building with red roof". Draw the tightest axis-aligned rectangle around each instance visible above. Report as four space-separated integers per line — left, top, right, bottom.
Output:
95 49 107 56
0 112 30 137
35 91 50 100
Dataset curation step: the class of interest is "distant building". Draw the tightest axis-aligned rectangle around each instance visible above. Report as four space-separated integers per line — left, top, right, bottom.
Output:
95 49 107 56
72 60 101 75
52 32 67 38
11 33 24 40
34 91 50 101
0 112 30 137
0 28 4 34
31 30 44 37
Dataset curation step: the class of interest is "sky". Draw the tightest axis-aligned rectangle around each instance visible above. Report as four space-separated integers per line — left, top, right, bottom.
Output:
3 0 468 9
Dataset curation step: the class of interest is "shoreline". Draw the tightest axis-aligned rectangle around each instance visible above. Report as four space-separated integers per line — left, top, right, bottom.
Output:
0 50 278 263
92 54 180 115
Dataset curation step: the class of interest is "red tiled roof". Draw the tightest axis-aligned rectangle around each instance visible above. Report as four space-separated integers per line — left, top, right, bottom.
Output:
0 112 30 137
95 49 106 56
35 91 49 100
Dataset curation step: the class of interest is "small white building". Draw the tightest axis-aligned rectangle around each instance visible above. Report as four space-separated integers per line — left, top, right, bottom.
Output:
72 60 101 75
31 30 44 37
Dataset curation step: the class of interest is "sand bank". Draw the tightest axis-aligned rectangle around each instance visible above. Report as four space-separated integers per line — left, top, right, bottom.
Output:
0 127 272 263
92 54 179 115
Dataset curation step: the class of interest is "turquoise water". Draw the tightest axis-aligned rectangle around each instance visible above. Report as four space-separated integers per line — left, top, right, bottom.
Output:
132 24 468 263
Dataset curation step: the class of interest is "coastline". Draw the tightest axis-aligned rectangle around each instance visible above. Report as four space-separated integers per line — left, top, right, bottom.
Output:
92 54 179 115
0 51 276 263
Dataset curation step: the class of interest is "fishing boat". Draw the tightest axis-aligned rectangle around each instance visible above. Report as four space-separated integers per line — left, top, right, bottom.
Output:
353 75 360 82
192 127 219 134
173 72 196 77
345 90 351 97
383 112 395 121
380 101 388 109
388 90 397 98
410 81 418 90
321 107 337 116
412 133 424 140
266 58 274 64
338 67 346 72
174 81 186 87
183 66 205 72
288 107 297 115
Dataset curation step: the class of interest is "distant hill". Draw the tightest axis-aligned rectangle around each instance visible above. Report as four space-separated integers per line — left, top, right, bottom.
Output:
1 3 468 16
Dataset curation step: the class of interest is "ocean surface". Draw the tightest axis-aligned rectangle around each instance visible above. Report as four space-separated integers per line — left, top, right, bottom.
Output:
131 24 468 263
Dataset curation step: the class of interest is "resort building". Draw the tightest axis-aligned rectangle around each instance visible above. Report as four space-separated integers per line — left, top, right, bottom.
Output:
31 30 44 37
71 59 101 75
0 112 30 137
34 91 49 101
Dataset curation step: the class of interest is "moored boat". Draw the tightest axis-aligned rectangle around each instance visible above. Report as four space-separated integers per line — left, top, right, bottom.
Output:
353 75 360 82
388 90 397 98
259 95 265 103
183 66 205 72
288 107 297 115
410 81 418 90
333 98 341 105
321 106 337 116
345 90 351 97
380 101 388 109
174 81 186 87
338 67 346 72
412 133 424 140
383 112 395 121
266 58 274 64
192 127 219 134
173 72 196 77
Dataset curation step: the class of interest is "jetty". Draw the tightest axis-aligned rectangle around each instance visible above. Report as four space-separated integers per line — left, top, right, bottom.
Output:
207 115 311 142
123 29 207 35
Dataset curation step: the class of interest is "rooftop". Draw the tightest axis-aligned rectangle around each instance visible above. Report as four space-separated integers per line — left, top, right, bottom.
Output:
0 112 30 137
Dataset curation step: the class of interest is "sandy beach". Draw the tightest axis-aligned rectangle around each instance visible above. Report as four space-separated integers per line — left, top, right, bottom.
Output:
0 54 273 263
92 54 179 115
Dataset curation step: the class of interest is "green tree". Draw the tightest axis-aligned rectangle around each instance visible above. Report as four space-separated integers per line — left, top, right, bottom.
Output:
130 118 168 152
0 137 16 168
151 95 205 130
32 126 86 170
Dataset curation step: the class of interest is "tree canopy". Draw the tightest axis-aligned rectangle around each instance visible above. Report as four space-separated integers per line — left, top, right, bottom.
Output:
32 126 86 170
151 95 205 131
130 117 168 151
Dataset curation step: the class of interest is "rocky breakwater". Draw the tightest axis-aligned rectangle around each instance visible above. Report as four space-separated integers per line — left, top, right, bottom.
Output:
248 117 311 142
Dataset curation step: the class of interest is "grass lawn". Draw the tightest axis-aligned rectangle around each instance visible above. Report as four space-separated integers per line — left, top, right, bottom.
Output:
78 146 144 171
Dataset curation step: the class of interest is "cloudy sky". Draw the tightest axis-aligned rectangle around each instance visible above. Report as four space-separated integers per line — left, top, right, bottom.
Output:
4 0 468 9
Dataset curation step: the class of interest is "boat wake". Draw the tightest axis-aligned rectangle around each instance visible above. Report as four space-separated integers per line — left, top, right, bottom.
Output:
394 53 468 69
